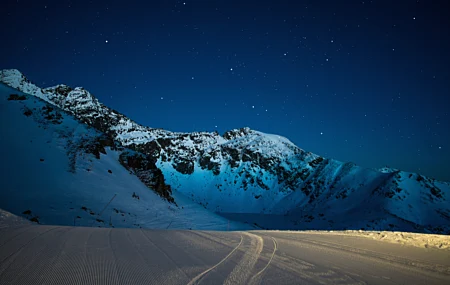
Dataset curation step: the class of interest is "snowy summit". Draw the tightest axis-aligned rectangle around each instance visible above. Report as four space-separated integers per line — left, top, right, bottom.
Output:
0 69 449 234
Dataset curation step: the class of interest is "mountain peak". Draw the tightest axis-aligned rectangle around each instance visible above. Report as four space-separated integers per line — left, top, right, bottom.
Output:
1 69 449 234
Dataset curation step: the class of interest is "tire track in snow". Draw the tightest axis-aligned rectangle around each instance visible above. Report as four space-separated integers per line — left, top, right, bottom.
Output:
187 234 243 285
249 236 278 285
223 232 264 285
268 235 372 284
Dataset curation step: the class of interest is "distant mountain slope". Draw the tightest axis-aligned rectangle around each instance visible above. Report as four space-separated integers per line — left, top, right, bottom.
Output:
0 82 250 230
1 69 449 234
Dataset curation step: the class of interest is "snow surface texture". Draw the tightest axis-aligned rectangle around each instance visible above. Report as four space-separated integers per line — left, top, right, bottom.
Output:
320 230 450 250
1 69 449 233
270 230 450 251
0 82 250 230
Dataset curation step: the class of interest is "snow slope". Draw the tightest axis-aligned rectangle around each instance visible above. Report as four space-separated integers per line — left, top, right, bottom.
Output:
0 82 250 230
1 69 449 234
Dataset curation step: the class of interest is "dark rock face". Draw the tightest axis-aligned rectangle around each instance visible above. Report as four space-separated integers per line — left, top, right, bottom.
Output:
308 157 324 168
8 94 27 100
119 152 175 204
221 147 240 168
131 141 161 164
199 154 221 175
222 127 252 140
172 158 194 175
41 105 63 124
90 116 114 134
431 187 443 199
122 152 157 171
54 85 73 96
23 108 32 117
91 136 116 157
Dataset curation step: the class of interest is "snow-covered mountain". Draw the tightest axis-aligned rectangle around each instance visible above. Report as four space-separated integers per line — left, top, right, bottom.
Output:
0 81 249 230
1 69 449 234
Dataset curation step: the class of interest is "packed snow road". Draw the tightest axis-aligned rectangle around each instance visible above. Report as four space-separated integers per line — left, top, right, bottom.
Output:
0 225 449 284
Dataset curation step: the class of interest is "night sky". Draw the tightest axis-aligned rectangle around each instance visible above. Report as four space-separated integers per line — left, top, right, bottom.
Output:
1 0 449 181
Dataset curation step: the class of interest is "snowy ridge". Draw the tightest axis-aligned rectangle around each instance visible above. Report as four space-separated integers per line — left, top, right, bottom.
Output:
0 82 250 230
0 69 156 145
1 69 449 233
0 69 51 103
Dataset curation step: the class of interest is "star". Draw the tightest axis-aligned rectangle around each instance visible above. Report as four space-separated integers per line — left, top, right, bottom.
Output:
320 132 323 135
230 68 233 71
105 40 109 43
161 97 164 100
191 76 195 80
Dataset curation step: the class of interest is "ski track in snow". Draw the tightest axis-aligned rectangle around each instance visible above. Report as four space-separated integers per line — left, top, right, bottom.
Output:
223 232 264 285
249 236 278 285
188 232 281 285
187 234 243 285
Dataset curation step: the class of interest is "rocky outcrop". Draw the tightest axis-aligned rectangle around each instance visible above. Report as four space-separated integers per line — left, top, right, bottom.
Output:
8 94 27 101
119 152 175 204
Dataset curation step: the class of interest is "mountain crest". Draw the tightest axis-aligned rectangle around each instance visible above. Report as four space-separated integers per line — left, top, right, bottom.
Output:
1 69 449 233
